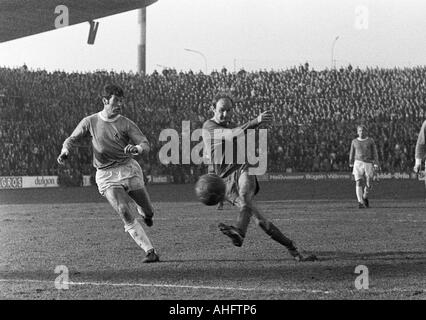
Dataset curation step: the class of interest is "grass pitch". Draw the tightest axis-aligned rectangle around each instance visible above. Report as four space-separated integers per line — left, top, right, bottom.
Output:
0 182 425 300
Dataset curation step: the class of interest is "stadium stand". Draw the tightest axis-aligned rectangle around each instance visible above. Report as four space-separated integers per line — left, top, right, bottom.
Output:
1 65 425 184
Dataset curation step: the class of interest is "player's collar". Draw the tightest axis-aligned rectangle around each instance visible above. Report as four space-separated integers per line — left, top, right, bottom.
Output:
357 137 368 141
210 117 228 127
98 111 121 122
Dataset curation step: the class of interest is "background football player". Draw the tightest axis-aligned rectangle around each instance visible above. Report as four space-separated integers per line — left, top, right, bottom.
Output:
349 125 379 208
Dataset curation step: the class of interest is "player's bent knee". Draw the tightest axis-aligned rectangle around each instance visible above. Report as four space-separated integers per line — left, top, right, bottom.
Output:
116 204 133 223
238 195 254 212
365 177 372 187
116 203 127 215
239 187 255 205
239 204 253 217
238 173 256 195
238 197 250 207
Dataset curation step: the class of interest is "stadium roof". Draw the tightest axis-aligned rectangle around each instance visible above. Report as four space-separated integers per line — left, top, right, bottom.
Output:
0 0 157 43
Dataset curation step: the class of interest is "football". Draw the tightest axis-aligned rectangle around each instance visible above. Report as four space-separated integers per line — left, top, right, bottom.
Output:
195 174 226 206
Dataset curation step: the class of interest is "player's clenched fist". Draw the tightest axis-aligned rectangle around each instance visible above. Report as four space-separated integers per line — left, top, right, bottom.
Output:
57 150 68 165
124 144 149 155
124 144 139 155
257 110 273 124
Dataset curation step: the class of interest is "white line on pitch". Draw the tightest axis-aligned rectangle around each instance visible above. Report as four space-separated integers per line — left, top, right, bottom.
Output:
0 278 424 295
0 278 331 293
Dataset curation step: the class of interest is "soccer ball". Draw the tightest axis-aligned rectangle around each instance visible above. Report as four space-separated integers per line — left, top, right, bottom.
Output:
195 174 226 206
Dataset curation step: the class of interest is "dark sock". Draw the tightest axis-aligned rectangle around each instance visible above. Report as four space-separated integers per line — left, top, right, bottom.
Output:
259 221 297 250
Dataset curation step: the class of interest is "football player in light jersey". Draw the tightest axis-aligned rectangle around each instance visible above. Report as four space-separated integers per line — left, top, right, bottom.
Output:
413 119 426 176
349 125 379 208
202 93 317 262
57 84 159 263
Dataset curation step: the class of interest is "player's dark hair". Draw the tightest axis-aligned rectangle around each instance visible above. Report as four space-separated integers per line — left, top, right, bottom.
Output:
357 124 367 131
212 92 234 108
102 84 124 100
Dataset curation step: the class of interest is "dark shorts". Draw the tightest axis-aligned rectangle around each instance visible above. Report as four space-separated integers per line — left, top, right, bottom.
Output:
222 168 260 205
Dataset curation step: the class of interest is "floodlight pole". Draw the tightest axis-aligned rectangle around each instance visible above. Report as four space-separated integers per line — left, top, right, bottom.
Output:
138 8 147 74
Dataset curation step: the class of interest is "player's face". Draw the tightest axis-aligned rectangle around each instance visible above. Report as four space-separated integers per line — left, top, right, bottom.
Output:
104 95 124 117
357 127 366 139
213 98 233 124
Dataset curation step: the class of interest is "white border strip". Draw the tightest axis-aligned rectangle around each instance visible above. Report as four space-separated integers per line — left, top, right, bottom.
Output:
0 278 424 295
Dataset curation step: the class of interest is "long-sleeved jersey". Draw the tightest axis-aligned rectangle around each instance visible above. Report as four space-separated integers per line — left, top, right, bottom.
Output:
62 112 149 170
202 117 259 178
349 137 379 164
415 120 426 160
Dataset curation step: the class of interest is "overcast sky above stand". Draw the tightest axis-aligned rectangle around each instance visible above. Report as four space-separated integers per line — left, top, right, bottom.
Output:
0 0 425 74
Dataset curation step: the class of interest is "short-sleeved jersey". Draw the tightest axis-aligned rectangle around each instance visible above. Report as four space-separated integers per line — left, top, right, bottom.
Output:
202 118 259 178
62 112 148 170
415 120 426 160
349 137 379 164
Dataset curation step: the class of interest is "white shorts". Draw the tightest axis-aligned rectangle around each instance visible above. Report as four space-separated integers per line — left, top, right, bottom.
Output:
95 159 145 196
352 160 374 181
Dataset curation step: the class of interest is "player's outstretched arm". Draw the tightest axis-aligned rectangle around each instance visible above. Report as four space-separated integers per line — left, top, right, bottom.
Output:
348 140 355 167
414 120 426 173
256 110 274 124
224 110 274 141
127 120 150 155
414 158 422 173
371 140 379 168
57 117 90 165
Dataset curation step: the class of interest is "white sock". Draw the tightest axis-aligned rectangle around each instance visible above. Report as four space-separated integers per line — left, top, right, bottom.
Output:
363 186 369 199
125 220 154 253
356 186 364 202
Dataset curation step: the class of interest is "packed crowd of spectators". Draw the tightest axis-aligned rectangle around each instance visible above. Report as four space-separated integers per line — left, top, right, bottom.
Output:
1 64 425 183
